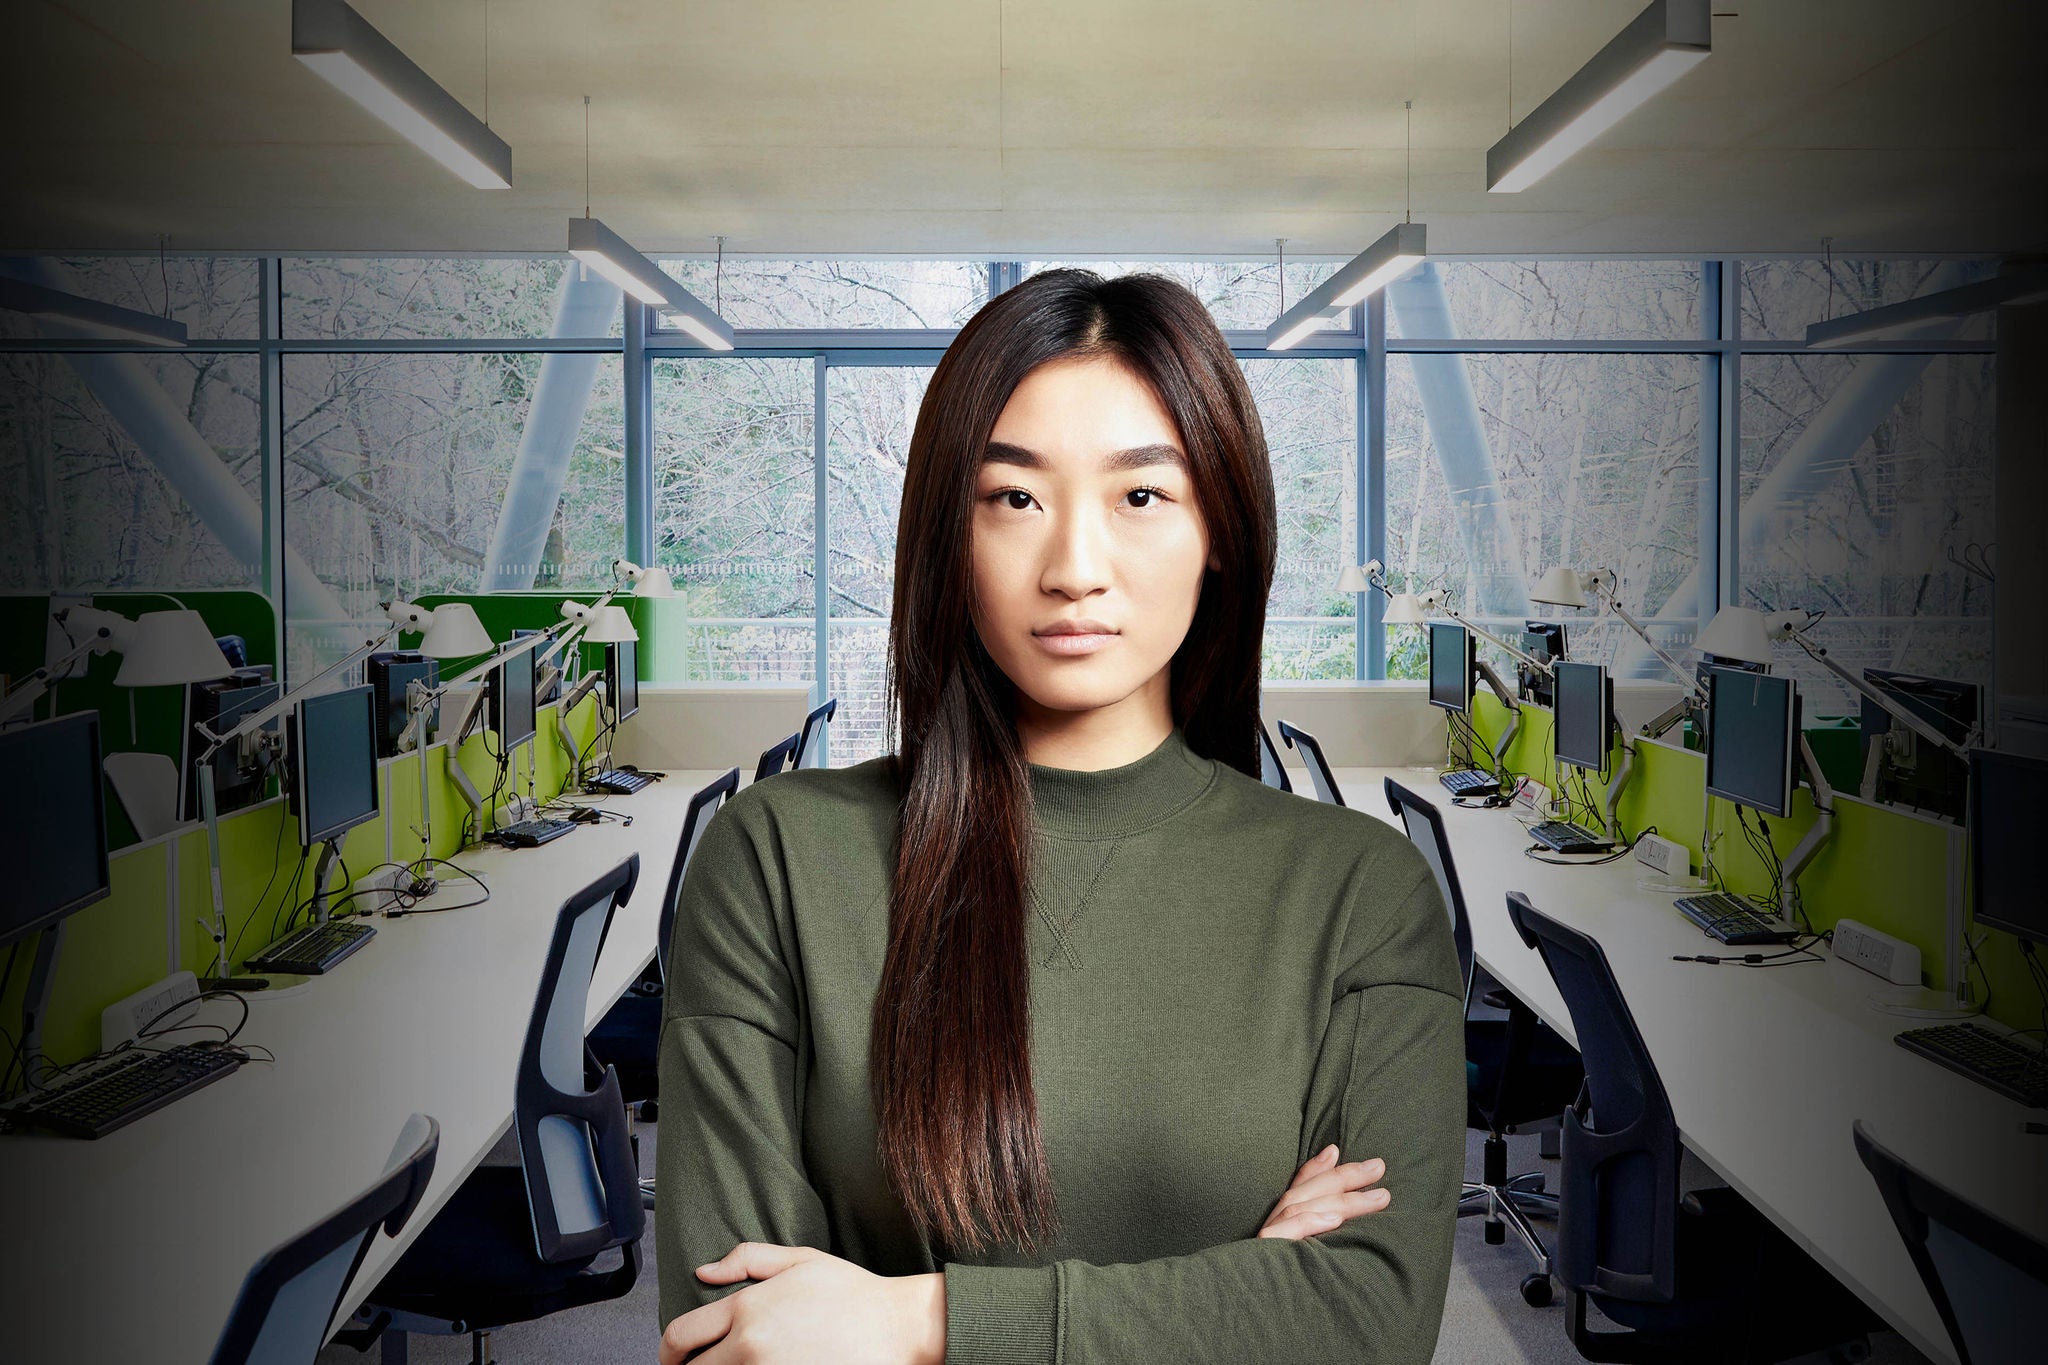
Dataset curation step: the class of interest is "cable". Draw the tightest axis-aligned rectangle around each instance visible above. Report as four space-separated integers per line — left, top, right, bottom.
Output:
1672 931 1831 969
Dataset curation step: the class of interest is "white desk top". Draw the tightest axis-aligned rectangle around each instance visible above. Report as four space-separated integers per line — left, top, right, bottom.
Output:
1332 765 2047 1365
0 771 728 1365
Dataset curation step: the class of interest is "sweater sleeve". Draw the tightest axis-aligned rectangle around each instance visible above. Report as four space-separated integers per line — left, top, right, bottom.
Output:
943 859 1467 1365
654 793 833 1331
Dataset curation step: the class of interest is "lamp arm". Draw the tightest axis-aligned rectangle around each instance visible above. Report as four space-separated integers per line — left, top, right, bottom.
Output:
1600 594 1707 701
1444 607 1554 676
538 586 620 666
1783 631 1974 763
437 626 560 691
0 636 103 723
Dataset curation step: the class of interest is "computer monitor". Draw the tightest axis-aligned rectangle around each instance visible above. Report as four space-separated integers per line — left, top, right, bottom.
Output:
1968 748 2047 943
1704 667 1801 818
512 628 561 705
607 639 640 722
1428 623 1474 713
1553 661 1614 773
0 712 110 949
489 646 538 751
181 668 280 822
288 684 380 850
367 651 439 760
1860 668 1979 822
1523 621 1566 664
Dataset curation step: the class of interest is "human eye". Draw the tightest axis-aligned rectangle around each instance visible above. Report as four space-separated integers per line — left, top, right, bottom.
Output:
985 487 1037 512
1125 484 1172 509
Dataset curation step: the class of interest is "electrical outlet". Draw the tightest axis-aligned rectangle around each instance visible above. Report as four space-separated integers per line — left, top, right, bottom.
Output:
1832 918 1922 986
102 971 201 1052
1634 833 1691 880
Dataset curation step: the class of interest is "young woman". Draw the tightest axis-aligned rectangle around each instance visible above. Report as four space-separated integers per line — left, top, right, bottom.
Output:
655 269 1465 1364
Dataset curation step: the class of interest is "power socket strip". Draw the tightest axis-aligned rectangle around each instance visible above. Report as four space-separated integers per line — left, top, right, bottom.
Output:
355 864 435 904
102 971 201 1052
1633 832 1692 880
494 794 539 829
1831 917 1922 986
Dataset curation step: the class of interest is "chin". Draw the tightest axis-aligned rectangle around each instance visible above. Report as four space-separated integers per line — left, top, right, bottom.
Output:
1009 663 1151 716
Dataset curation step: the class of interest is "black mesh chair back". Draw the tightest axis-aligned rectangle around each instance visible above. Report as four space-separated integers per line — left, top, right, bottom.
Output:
1854 1118 2048 1365
657 767 740 985
208 1114 439 1365
1382 778 1475 1001
754 731 800 783
1275 719 1344 806
1506 891 1680 1307
795 697 838 770
1257 720 1293 792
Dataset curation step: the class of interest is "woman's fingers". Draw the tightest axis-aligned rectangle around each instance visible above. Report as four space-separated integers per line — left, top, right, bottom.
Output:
1257 1154 1393 1239
1289 1143 1340 1185
1274 1184 1393 1229
1286 1156 1387 1206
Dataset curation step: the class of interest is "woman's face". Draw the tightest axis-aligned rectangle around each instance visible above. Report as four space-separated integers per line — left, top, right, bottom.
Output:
970 354 1219 725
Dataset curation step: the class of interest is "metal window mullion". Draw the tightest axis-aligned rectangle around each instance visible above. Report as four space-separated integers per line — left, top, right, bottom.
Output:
1719 262 1742 609
1697 261 1722 639
624 298 653 569
813 356 830 730
1364 292 1388 679
261 256 287 677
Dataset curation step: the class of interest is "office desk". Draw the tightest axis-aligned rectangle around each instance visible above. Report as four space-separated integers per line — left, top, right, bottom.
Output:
1331 765 2046 1365
0 771 726 1364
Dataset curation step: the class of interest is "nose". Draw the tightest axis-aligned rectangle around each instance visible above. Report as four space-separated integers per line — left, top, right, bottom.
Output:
1038 500 1113 602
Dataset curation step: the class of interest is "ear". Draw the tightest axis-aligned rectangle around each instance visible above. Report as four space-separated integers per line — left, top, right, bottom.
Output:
1207 550 1223 573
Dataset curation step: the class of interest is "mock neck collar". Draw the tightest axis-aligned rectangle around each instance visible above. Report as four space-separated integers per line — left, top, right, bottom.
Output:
1026 725 1216 840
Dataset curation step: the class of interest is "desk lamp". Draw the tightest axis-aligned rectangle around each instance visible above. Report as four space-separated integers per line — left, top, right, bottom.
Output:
534 557 674 697
1 606 232 726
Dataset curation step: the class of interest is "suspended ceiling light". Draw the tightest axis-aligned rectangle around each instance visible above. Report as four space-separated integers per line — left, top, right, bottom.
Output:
1265 222 1428 352
1486 0 1711 194
292 0 512 190
0 278 188 347
1805 266 2048 349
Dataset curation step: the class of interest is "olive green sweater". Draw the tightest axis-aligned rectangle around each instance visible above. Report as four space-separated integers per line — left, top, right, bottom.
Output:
655 725 1466 1363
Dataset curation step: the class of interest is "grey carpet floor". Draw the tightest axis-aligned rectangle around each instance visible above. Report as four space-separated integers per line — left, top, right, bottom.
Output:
318 1122 1936 1364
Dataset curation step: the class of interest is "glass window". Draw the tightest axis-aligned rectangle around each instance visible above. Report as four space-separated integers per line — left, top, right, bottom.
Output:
281 352 624 677
1387 260 1703 341
0 351 263 590
651 357 816 686
1246 357 1357 679
1737 353 1995 714
1739 258 1997 343
0 257 261 341
282 258 622 340
1385 352 1706 683
1025 260 1346 334
653 260 988 331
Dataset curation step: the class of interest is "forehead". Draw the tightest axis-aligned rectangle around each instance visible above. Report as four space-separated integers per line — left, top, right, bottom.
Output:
983 355 1185 474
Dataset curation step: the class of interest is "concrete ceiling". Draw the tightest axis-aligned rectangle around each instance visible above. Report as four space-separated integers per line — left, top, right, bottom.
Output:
3 0 2043 257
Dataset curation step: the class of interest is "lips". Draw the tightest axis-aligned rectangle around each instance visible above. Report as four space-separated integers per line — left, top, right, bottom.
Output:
1034 619 1117 637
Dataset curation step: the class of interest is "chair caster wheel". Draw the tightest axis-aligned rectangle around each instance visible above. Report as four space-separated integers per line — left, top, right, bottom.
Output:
1520 1274 1553 1307
637 1099 659 1122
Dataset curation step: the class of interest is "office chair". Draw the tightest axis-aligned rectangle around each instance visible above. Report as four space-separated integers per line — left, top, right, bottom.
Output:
1505 891 1878 1362
359 856 646 1362
1276 720 1344 805
588 767 741 1138
208 1113 439 1365
1384 779 1582 1307
754 730 800 783
1257 719 1293 792
1854 1118 2048 1365
794 696 838 769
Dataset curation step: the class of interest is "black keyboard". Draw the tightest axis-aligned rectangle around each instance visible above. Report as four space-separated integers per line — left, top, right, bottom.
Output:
245 919 377 975
4 1045 238 1139
1531 819 1612 853
494 817 577 848
1895 1022 2048 1109
1673 892 1800 945
586 767 654 794
1440 768 1500 797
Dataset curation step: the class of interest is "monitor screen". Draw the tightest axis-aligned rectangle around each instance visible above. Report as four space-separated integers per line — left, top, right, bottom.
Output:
1554 661 1612 772
1427 623 1471 713
292 685 380 849
1705 668 1799 818
612 639 640 721
0 712 110 948
1970 748 2046 943
182 674 281 821
492 646 538 751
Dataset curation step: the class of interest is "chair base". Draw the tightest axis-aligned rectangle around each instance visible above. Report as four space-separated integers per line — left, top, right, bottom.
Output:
1460 1130 1560 1298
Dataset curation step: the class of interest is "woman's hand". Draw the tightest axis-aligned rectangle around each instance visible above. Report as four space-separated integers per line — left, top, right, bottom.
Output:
1256 1143 1391 1240
659 1243 945 1365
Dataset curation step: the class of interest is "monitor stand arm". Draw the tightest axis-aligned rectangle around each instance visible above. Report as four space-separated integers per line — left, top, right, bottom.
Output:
1604 722 1637 845
447 753 486 845
1474 659 1520 773
1779 734 1836 932
308 838 344 925
18 920 65 1091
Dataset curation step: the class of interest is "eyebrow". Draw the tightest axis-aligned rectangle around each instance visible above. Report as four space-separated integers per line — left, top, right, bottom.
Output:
981 441 1188 474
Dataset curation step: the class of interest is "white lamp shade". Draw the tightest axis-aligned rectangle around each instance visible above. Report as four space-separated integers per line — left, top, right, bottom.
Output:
1383 593 1428 625
1695 606 1774 666
1335 564 1371 593
112 610 234 687
580 605 639 644
1531 566 1588 608
418 602 494 657
633 565 676 598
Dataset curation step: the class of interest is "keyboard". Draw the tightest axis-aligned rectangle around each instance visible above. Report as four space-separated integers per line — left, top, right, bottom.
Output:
493 817 577 848
1439 768 1500 797
1673 892 1801 945
1895 1022 2048 1109
245 919 377 975
3 1044 238 1139
586 767 654 795
1530 819 1612 853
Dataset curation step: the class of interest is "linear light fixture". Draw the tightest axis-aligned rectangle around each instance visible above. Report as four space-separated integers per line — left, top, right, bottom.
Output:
292 0 512 190
0 278 188 347
1805 267 2048 348
1263 222 1426 351
1486 0 1711 194
568 217 736 351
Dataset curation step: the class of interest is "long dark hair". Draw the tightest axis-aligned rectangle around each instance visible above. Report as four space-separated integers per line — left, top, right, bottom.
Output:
870 268 1278 1257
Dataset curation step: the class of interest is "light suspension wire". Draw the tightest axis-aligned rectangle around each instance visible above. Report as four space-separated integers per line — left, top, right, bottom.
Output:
583 93 591 217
